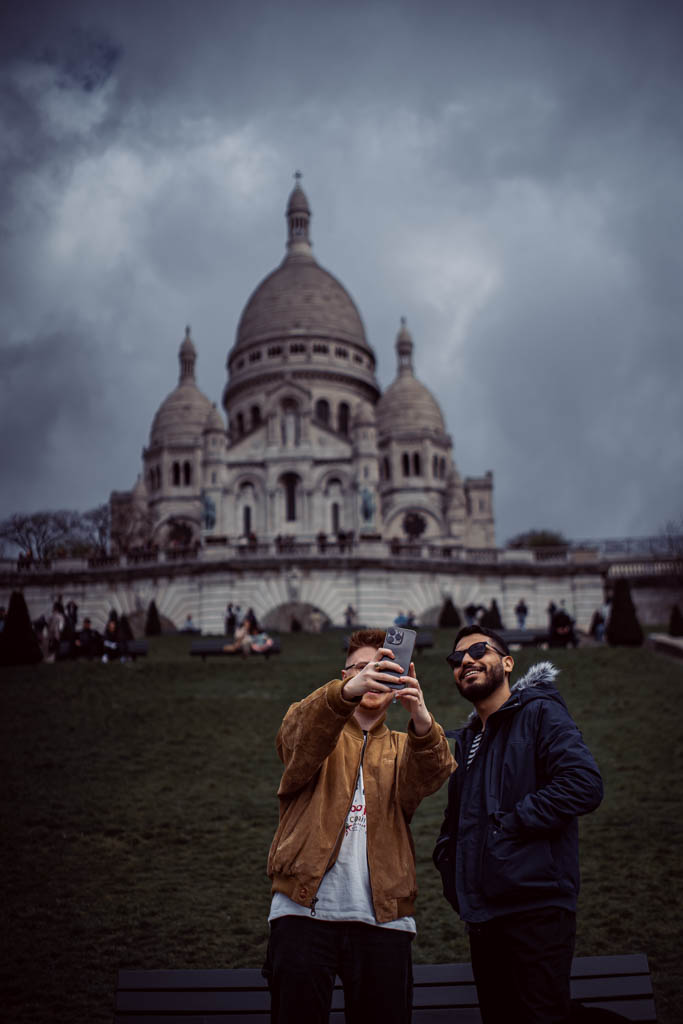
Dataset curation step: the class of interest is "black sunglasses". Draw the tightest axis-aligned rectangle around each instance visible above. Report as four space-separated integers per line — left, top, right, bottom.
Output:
446 640 506 669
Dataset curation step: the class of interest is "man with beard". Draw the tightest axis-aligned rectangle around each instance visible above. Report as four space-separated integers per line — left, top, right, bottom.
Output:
433 626 603 1024
264 628 454 1024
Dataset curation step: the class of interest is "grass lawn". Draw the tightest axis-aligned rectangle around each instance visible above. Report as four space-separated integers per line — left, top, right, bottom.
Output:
1 631 681 1022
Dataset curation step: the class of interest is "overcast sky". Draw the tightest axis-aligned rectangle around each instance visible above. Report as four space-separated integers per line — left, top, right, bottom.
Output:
1 0 681 545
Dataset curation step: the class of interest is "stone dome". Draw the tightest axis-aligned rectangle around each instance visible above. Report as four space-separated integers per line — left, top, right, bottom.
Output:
229 180 372 356
150 328 214 447
204 403 225 433
234 260 369 351
376 320 447 439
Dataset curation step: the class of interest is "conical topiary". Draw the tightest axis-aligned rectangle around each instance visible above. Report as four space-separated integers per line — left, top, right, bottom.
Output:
145 600 162 636
0 590 43 666
438 597 461 628
606 579 643 646
669 603 683 637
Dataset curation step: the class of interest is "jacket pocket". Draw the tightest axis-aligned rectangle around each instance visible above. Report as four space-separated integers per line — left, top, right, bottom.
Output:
437 854 460 912
481 819 559 901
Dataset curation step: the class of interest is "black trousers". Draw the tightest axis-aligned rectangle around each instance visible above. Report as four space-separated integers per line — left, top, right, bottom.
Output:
263 915 414 1024
468 907 576 1024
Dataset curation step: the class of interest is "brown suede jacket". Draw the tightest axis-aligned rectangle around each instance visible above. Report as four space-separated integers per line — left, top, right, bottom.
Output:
267 677 456 923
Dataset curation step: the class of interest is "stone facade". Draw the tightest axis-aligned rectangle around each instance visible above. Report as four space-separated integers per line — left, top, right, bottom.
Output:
111 180 494 553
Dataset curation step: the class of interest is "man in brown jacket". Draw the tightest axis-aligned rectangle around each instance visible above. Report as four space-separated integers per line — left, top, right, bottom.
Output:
264 628 455 1023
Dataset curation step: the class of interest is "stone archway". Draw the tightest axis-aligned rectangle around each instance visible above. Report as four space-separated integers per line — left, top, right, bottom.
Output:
263 601 331 633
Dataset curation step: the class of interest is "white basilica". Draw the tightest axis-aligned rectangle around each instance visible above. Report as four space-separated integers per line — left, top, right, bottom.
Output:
111 179 495 553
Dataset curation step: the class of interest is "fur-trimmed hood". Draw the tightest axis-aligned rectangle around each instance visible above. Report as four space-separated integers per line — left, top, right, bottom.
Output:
462 660 561 726
511 660 559 693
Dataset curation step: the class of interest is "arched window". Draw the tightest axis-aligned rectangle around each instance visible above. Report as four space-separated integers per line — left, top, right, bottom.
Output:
251 405 261 429
433 454 438 477
440 457 446 479
383 456 391 481
172 462 181 486
315 398 330 425
338 402 350 436
413 452 421 476
183 461 192 486
282 472 299 522
331 502 340 534
236 412 244 437
402 452 410 477
243 506 252 536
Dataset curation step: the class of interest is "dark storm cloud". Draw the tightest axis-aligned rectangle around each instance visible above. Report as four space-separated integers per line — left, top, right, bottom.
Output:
0 328 121 513
0 0 681 540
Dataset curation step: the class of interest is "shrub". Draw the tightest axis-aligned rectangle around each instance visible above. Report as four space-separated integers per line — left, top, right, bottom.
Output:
438 598 461 628
145 600 162 636
669 603 683 637
606 579 643 646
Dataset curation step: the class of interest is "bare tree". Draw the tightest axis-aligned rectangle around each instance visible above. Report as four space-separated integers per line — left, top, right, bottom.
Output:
0 510 80 561
506 529 568 549
660 515 683 557
110 503 155 554
81 504 111 556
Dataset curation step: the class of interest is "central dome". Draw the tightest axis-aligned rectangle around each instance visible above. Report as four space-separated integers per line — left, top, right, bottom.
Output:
234 259 369 351
228 180 373 362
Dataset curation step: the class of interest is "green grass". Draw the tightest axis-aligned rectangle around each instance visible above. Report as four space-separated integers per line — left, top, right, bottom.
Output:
0 632 681 1022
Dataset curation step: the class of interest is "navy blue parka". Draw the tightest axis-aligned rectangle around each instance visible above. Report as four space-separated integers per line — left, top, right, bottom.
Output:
433 662 603 923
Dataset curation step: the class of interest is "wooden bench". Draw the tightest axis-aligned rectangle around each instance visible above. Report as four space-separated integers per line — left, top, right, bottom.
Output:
190 635 281 661
498 628 550 648
56 638 148 660
114 953 656 1021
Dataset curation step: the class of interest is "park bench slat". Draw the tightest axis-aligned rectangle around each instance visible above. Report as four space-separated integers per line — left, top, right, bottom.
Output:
117 990 270 1012
189 636 281 660
581 1000 657 1022
117 967 267 989
571 974 653 1000
412 962 474 983
412 983 479 1007
114 954 656 1021
570 952 650 976
114 1017 271 1023
413 1011 481 1023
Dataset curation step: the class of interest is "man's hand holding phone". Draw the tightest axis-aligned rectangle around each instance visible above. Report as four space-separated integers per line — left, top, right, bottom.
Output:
341 644 433 737
341 648 404 700
392 661 432 736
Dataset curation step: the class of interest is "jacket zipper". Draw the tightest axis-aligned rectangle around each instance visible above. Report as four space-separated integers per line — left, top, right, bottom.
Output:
310 730 368 916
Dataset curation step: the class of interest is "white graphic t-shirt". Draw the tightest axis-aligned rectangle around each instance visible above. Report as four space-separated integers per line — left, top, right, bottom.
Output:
269 764 416 933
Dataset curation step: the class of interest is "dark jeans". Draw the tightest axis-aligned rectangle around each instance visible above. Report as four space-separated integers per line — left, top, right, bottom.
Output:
469 907 576 1024
263 915 414 1024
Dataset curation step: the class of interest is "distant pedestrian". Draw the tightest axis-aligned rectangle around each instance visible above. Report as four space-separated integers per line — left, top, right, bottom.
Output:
46 602 65 662
225 603 236 635
465 603 478 626
73 618 103 659
515 598 528 629
589 609 605 643
102 619 125 662
549 603 577 648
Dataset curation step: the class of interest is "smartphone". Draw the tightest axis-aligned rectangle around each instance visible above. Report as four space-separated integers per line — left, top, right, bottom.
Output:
382 627 417 689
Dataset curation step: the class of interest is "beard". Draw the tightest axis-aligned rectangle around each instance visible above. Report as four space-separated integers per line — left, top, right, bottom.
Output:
455 658 506 704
